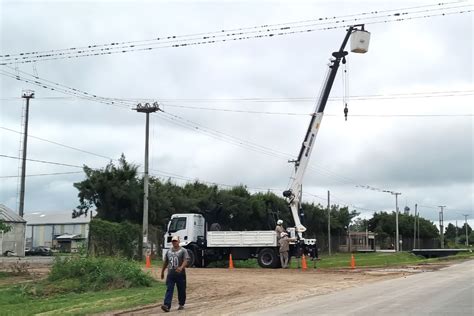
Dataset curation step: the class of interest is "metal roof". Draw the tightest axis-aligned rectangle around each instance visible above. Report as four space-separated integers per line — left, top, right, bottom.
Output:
23 212 91 225
0 204 26 223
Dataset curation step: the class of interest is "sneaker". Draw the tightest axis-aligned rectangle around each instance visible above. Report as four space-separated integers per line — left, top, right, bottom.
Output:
161 305 170 312
178 305 185 311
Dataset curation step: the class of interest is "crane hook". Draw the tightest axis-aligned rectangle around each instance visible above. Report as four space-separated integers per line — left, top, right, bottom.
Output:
344 103 348 121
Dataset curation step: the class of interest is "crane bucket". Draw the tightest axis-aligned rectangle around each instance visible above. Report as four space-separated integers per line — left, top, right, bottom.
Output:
350 30 370 53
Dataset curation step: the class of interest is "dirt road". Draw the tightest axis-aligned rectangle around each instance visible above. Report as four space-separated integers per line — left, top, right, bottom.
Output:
114 264 443 316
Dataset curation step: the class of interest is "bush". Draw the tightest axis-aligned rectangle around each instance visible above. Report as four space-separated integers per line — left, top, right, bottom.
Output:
89 219 141 258
46 256 153 292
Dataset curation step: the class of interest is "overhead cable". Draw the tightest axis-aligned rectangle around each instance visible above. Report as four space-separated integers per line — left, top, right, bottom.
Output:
1 3 471 65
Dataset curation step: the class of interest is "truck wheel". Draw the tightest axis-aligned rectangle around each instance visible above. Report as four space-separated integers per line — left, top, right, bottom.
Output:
189 245 206 268
257 248 279 268
186 249 196 267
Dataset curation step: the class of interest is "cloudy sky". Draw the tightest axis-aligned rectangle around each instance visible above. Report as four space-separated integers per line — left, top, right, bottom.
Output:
1 0 472 229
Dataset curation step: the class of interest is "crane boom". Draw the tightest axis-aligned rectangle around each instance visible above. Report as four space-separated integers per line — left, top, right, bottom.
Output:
283 25 369 235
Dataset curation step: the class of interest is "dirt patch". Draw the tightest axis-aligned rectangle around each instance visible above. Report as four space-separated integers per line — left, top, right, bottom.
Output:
112 267 412 315
0 261 51 286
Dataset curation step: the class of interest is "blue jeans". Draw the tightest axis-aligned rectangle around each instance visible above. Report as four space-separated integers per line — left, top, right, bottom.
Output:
163 272 186 308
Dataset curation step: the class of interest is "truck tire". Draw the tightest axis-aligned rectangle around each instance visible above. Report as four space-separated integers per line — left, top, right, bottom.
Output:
257 248 279 268
189 245 206 268
186 248 196 267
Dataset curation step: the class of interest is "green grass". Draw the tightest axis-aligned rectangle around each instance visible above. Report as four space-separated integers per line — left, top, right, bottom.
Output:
0 271 10 279
0 282 166 315
0 256 166 315
188 251 474 269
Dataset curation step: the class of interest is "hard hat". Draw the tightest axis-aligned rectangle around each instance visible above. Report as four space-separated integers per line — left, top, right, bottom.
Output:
171 235 180 242
280 232 287 237
277 220 283 225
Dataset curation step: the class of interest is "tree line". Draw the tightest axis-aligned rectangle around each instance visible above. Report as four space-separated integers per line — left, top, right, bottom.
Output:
72 155 472 246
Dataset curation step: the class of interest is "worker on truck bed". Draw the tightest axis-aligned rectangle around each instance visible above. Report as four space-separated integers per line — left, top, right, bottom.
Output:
161 235 190 312
275 219 285 241
279 232 296 268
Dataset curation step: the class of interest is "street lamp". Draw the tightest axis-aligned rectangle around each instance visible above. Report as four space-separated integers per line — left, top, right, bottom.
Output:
383 190 401 252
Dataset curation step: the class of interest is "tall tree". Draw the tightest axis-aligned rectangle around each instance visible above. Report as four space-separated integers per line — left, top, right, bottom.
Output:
444 223 458 241
73 154 142 223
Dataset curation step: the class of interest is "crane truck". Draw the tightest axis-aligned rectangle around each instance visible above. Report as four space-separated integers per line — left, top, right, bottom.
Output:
162 25 370 268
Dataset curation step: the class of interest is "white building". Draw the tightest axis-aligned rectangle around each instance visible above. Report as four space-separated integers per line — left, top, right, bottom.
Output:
24 212 91 252
0 204 26 256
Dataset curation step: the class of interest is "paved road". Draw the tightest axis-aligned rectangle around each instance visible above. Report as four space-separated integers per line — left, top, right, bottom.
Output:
249 260 474 316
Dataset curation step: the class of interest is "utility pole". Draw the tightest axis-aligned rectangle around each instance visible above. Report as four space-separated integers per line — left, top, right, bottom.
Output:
133 102 160 258
462 214 469 247
19 90 35 218
413 204 417 249
455 220 458 245
417 208 420 248
327 190 331 255
438 205 446 248
382 190 401 251
393 192 401 252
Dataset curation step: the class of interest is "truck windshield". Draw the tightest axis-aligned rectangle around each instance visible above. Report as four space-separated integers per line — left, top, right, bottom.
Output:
168 217 186 233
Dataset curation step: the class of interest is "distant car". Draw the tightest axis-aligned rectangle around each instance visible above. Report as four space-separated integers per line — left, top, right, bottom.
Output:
25 246 53 256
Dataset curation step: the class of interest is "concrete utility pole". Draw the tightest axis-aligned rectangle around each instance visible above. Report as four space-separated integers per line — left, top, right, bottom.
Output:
417 207 420 248
413 204 417 249
462 214 469 247
382 190 401 251
455 220 458 245
393 192 401 252
327 190 331 255
19 90 35 218
438 205 446 248
133 102 160 257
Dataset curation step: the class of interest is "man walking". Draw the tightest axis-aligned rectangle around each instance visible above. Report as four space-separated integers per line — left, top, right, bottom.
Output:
161 235 190 312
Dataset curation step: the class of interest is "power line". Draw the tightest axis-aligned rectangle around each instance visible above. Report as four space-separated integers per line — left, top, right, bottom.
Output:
3 89 472 102
0 68 133 108
0 171 83 179
1 127 115 161
2 1 463 60
0 154 84 169
1 4 471 65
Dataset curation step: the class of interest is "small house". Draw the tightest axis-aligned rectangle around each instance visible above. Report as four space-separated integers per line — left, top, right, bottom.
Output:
0 204 26 256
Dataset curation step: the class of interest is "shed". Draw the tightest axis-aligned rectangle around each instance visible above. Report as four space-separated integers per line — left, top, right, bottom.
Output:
24 212 90 251
0 204 26 256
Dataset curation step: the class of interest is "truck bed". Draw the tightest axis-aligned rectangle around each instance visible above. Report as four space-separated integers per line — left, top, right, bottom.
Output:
207 231 277 247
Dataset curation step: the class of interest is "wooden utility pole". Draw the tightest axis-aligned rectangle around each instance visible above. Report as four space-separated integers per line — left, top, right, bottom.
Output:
19 90 35 218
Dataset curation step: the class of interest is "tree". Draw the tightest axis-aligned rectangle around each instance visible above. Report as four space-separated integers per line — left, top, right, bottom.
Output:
73 154 142 223
368 211 438 248
444 223 457 241
0 220 12 234
458 223 473 245
351 218 369 232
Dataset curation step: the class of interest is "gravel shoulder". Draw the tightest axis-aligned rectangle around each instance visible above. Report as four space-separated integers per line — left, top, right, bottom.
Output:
113 262 451 316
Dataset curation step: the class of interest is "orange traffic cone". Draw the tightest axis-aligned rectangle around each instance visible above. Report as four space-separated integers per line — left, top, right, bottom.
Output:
301 254 307 271
145 255 151 268
350 254 356 269
229 253 234 269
